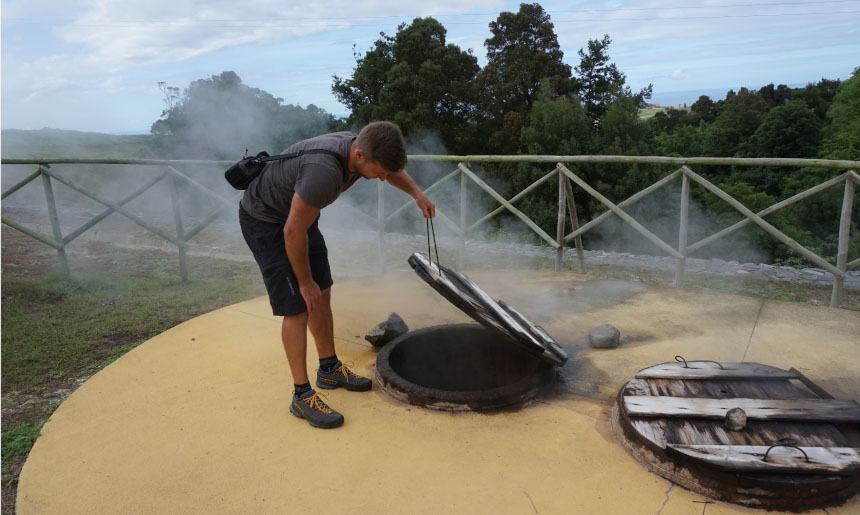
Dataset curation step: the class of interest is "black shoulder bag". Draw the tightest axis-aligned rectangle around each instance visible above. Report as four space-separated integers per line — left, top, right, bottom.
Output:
224 148 343 190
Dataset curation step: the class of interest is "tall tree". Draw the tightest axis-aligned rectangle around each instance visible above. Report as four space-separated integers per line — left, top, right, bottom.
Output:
649 108 691 135
515 86 592 229
757 83 792 108
332 18 479 153
704 87 769 157
819 67 860 160
793 78 841 120
477 3 573 151
745 100 821 159
574 34 652 123
331 35 395 125
689 95 717 124
152 71 336 159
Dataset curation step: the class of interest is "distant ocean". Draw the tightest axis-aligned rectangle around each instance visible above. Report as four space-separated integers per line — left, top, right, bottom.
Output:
649 83 806 107
649 88 732 107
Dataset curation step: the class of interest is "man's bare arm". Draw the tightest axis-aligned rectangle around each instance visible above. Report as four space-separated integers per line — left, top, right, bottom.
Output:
386 171 436 218
284 193 322 312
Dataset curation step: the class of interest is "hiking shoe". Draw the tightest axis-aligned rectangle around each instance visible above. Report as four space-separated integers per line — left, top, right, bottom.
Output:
289 390 344 429
316 361 372 392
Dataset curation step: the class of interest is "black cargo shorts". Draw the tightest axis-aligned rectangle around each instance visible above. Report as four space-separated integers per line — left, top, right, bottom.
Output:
239 205 333 316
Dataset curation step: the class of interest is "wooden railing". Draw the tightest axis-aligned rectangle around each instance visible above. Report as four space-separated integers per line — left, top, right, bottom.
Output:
2 155 858 307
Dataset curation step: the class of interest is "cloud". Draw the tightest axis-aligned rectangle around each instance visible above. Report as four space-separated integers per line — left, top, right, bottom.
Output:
2 0 858 131
3 1 501 100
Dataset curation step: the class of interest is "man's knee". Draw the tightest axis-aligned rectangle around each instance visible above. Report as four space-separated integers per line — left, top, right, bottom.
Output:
283 311 309 326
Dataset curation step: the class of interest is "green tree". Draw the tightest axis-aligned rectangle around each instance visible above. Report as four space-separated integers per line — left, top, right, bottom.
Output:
477 3 573 151
689 95 717 124
331 35 395 125
819 67 860 160
598 96 651 156
152 71 336 159
653 122 708 157
515 86 592 229
332 18 479 153
574 34 652 123
704 87 769 157
649 108 691 135
792 78 840 120
757 83 792 108
745 100 821 159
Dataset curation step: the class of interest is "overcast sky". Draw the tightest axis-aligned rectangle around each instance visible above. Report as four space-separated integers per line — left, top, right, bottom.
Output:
2 0 858 134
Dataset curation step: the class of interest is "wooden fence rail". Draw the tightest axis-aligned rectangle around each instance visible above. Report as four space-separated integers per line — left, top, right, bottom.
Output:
2 156 858 307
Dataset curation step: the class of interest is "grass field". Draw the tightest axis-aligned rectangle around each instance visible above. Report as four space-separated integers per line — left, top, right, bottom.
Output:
1 128 160 159
638 105 690 119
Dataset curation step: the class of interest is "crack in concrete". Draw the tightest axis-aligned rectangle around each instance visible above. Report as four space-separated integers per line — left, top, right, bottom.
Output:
523 491 538 514
742 299 765 362
656 484 674 514
532 399 604 421
334 336 373 350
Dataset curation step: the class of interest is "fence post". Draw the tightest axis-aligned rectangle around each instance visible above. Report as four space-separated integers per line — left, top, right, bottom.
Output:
377 181 385 273
556 169 565 271
40 168 70 277
562 176 587 274
169 174 189 281
459 166 467 268
830 177 855 308
674 171 691 287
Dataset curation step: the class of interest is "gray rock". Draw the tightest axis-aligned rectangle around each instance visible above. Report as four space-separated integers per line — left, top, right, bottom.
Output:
588 324 620 349
725 407 747 431
365 312 409 347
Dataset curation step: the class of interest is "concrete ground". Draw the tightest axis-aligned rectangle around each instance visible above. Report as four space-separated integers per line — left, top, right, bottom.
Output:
16 269 860 514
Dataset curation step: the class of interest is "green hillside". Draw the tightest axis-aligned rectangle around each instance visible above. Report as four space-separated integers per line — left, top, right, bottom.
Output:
1 129 161 159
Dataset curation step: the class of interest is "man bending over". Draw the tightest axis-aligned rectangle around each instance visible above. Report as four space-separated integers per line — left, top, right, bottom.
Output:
239 121 435 428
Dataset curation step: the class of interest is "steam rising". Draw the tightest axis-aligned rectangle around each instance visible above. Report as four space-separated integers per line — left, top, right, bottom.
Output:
3 104 778 279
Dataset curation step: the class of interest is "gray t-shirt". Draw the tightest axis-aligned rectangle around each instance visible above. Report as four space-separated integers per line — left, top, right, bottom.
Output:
240 132 361 223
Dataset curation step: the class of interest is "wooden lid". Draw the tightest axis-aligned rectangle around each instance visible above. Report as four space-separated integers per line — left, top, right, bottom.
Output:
408 252 568 367
611 359 860 510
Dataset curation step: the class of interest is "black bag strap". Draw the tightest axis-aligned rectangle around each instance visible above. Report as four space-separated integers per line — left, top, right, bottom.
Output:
258 148 344 165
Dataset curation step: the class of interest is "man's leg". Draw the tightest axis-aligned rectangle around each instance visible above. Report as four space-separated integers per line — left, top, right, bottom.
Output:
283 308 344 429
311 287 372 392
308 288 335 360
281 312 310 385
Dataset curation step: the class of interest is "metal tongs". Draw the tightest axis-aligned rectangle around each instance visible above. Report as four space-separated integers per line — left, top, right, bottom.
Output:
425 217 441 272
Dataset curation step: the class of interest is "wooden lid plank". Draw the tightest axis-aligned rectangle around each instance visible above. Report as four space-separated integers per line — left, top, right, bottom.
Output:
667 444 860 475
635 362 801 380
624 396 860 422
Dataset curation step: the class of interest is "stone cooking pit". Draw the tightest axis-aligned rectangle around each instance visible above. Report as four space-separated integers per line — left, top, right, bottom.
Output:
375 324 555 411
377 252 569 412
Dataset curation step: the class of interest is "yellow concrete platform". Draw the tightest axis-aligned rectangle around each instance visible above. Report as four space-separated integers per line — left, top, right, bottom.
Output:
16 270 860 514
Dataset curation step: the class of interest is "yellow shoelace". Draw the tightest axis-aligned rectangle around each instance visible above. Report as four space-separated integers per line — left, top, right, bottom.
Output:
302 391 333 414
333 361 362 381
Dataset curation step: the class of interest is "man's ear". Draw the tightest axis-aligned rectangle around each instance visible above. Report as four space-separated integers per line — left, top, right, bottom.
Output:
354 147 364 161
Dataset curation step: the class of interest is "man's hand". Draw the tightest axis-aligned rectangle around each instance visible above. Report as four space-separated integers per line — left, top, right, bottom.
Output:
387 171 435 218
416 194 436 219
299 279 323 313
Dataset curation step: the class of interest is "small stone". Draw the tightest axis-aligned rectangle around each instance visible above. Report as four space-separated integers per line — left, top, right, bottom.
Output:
365 312 409 347
725 407 747 431
588 324 620 349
